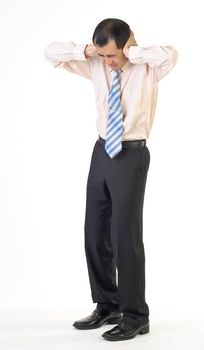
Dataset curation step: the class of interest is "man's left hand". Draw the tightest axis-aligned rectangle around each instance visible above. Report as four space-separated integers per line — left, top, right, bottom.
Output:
123 30 138 58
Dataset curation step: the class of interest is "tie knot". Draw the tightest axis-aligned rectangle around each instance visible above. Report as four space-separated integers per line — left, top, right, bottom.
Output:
111 70 121 80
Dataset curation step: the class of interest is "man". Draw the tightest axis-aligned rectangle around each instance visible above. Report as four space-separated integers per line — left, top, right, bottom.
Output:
44 18 178 341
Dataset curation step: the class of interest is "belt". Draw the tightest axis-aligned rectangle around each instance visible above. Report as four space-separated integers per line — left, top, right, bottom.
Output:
98 136 146 148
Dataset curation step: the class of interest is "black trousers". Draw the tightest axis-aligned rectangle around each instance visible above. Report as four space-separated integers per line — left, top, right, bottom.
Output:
84 137 150 326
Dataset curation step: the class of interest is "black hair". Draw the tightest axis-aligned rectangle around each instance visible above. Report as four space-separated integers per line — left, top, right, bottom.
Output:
92 18 130 49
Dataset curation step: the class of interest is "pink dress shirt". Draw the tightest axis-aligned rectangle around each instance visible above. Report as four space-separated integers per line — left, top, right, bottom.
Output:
44 41 178 140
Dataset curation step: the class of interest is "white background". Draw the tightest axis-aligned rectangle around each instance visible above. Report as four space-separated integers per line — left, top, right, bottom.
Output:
0 0 204 349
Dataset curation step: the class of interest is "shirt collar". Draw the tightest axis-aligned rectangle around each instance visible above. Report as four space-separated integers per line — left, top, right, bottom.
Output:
121 60 132 74
107 60 132 77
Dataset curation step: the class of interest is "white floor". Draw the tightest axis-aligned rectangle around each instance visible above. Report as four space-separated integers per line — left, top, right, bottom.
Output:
0 309 203 350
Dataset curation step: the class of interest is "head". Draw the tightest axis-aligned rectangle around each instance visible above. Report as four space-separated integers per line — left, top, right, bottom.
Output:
92 18 130 70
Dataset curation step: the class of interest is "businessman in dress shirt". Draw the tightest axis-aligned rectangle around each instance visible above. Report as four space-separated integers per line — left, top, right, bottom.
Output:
44 18 178 341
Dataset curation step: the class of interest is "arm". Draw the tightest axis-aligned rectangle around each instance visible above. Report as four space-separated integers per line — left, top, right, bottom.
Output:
123 31 178 81
44 41 92 79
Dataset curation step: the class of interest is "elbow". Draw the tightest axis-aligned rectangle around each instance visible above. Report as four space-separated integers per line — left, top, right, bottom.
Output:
44 42 55 60
44 46 49 60
43 42 59 67
169 46 179 66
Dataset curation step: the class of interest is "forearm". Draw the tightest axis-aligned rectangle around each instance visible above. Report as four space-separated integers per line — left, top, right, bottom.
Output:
44 41 92 79
44 41 87 66
126 45 178 68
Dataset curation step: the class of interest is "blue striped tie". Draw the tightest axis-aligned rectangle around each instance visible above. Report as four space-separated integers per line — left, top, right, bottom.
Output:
105 70 123 159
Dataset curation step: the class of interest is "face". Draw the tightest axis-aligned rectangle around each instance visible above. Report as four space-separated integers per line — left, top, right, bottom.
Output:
94 39 128 71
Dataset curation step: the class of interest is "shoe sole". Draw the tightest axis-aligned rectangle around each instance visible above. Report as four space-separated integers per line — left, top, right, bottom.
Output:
73 316 123 330
102 323 150 341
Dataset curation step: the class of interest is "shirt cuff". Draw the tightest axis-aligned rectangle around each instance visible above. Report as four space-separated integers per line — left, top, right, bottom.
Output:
128 45 143 62
71 43 87 60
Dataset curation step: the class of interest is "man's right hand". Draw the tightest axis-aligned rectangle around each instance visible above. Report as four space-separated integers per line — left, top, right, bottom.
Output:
84 44 97 58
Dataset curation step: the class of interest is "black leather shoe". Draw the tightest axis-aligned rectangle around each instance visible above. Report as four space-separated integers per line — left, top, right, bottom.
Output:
73 309 123 330
102 320 150 341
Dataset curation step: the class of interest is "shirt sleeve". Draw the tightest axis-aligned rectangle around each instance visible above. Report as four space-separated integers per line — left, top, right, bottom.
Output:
44 41 91 79
128 45 178 81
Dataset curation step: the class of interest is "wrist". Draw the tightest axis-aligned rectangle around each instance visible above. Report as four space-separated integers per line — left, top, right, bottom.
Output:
84 44 96 58
84 44 89 58
123 47 130 58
